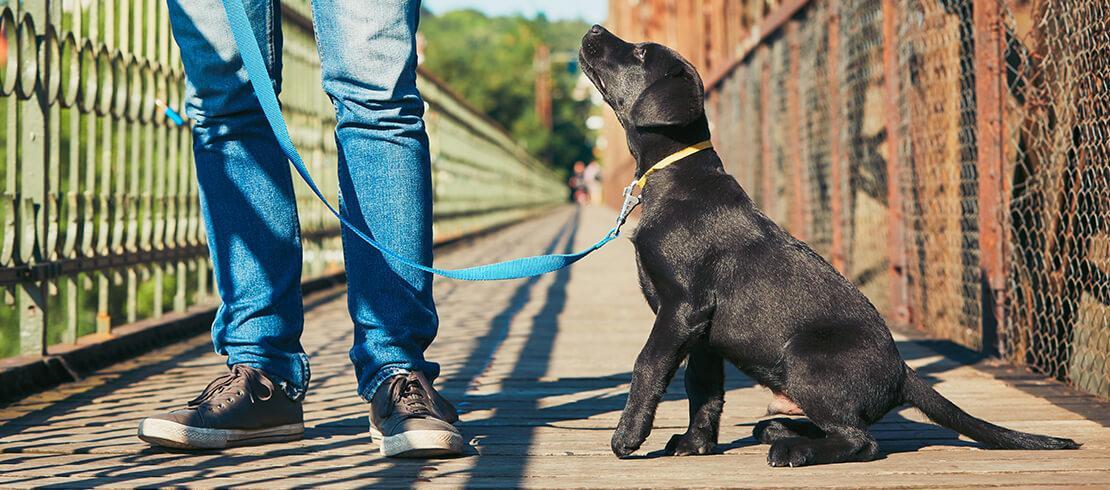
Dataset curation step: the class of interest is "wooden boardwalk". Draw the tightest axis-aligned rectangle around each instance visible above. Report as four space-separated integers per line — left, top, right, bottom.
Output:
1 207 1108 488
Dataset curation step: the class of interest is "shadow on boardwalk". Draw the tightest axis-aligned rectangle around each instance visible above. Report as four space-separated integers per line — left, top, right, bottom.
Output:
1 207 1107 488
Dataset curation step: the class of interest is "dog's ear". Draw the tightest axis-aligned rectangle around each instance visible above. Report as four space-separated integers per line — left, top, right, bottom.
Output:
629 67 705 128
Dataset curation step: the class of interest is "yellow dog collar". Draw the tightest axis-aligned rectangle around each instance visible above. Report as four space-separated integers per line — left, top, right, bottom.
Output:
635 140 714 189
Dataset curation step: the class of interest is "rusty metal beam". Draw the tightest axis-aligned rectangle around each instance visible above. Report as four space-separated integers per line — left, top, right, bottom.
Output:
705 0 814 92
882 0 911 325
973 0 1008 353
787 20 807 240
827 5 846 273
759 46 775 213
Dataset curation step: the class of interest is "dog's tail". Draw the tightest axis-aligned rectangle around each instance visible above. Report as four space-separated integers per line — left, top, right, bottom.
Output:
901 368 1079 450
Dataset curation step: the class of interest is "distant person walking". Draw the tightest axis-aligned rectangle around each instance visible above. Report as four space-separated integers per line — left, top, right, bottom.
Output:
569 160 589 204
584 161 602 204
138 0 462 457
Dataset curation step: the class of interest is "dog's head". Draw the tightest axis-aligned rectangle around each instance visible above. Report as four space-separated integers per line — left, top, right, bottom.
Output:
579 25 705 130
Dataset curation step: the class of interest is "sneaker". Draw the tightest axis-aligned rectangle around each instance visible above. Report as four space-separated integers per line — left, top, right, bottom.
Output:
370 371 463 457
137 364 304 449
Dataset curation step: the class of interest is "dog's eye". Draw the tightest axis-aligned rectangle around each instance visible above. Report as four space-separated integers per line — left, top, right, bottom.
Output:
633 46 645 61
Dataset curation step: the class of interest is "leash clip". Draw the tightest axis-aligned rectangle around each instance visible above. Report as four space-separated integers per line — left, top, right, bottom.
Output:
611 181 641 238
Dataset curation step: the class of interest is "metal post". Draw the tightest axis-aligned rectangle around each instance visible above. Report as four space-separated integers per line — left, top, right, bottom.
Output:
827 5 846 273
95 0 113 338
62 3 83 344
534 44 552 130
18 0 51 355
973 0 1007 354
882 0 911 325
759 45 774 213
787 20 807 240
710 0 728 73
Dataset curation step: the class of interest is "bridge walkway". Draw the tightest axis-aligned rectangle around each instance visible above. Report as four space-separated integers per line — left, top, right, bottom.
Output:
1 207 1108 487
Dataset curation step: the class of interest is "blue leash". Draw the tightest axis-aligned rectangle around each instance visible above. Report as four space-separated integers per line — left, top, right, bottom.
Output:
220 0 635 281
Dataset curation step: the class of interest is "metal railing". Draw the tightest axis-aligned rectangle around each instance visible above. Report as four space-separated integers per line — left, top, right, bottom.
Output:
0 1 565 359
604 0 1108 399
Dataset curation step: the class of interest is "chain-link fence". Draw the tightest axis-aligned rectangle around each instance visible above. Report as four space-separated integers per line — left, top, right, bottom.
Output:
797 3 833 258
839 0 893 316
610 0 1107 398
897 0 985 349
1001 0 1109 398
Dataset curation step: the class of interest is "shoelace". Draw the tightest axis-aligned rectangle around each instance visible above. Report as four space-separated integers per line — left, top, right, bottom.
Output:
188 364 275 409
390 374 434 416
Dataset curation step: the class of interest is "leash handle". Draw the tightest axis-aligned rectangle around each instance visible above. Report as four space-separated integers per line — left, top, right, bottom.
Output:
156 99 187 126
220 0 619 281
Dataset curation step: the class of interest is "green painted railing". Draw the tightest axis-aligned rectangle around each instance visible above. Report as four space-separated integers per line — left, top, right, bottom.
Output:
0 1 565 359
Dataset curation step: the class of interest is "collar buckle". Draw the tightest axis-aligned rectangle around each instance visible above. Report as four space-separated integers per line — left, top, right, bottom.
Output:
611 181 641 238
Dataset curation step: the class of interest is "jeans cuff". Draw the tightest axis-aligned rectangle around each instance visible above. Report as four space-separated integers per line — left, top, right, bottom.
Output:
285 352 311 401
279 380 306 401
239 352 310 401
361 365 413 402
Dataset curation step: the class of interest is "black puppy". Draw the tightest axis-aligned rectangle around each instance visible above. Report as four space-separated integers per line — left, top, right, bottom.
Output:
578 25 1079 467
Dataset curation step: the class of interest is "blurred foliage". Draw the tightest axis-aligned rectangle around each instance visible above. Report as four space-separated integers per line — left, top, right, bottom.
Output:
420 9 595 176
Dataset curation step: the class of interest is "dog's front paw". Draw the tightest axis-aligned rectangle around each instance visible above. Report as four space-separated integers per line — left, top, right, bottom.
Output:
611 427 643 458
664 432 715 456
767 438 816 467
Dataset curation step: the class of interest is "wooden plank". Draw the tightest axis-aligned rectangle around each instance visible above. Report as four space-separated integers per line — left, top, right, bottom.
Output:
1 208 1106 487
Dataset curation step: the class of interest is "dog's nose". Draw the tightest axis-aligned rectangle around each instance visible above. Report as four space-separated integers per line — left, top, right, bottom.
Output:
590 24 604 35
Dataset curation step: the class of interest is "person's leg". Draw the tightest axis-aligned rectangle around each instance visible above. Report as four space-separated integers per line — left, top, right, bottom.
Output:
138 0 308 450
310 0 438 402
166 0 309 397
312 0 460 458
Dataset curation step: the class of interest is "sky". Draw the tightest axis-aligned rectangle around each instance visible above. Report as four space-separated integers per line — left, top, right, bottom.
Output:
423 0 607 23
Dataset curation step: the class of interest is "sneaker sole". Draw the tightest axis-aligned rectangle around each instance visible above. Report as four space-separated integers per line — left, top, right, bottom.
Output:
370 427 464 458
137 419 304 450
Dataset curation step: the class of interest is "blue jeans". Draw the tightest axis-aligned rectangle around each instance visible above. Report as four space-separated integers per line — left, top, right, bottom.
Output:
167 0 438 401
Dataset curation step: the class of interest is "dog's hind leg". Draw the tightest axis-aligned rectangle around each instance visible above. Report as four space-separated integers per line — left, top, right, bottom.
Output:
753 418 825 444
665 341 723 456
767 423 879 467
762 386 881 466
765 399 880 467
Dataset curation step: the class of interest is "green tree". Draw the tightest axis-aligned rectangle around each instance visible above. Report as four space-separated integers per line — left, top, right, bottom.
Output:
419 9 595 176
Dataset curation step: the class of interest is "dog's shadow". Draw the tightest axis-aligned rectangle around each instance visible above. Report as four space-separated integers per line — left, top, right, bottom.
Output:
633 360 977 460
635 411 975 460
637 425 763 459
717 412 973 459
